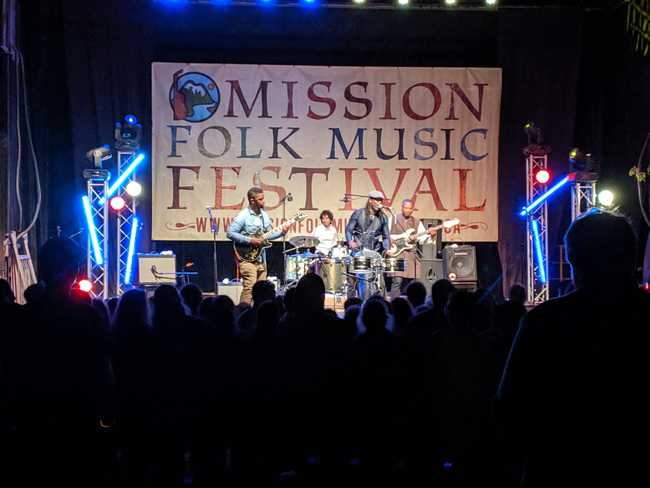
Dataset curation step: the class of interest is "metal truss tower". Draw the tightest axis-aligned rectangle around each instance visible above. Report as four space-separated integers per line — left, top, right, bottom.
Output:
85 172 109 299
116 150 138 295
571 178 597 222
525 149 550 305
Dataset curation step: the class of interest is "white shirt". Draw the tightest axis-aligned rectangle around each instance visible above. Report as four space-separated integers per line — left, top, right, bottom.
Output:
312 224 339 255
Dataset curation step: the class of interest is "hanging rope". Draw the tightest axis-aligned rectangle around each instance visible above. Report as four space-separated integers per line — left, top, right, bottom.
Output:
16 49 43 240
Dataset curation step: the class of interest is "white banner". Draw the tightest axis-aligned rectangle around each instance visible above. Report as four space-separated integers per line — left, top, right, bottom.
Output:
152 63 501 241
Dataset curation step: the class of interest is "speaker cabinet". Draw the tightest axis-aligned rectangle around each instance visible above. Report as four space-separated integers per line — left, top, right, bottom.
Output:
216 283 243 303
419 218 443 259
418 259 444 289
442 245 477 283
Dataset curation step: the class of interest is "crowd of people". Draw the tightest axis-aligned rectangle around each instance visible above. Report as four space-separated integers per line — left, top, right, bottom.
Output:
0 210 648 488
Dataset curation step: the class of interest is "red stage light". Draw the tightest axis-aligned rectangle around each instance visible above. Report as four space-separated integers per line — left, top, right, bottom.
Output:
78 279 93 293
535 169 551 184
110 196 126 211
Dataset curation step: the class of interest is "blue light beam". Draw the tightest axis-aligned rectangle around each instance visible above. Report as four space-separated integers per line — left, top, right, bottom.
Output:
124 217 139 285
531 219 547 284
99 153 145 204
519 173 575 217
82 195 104 265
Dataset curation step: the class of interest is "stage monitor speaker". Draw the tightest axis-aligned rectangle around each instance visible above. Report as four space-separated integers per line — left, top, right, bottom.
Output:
452 281 478 292
442 245 477 283
418 259 444 290
419 218 443 260
216 283 243 303
137 253 176 285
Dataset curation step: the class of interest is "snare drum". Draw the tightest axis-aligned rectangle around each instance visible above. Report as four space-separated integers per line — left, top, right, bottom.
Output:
382 258 406 273
349 256 373 274
319 258 347 293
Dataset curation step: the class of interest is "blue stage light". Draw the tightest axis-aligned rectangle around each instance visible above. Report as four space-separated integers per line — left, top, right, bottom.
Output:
82 195 104 266
99 153 145 204
531 220 547 284
124 217 139 285
124 114 138 125
519 173 575 217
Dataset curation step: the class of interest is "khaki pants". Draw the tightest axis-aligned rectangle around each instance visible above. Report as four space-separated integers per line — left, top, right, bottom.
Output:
239 260 267 304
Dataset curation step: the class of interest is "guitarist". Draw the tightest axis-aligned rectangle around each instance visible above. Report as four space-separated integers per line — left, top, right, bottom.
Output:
227 187 292 304
387 199 434 299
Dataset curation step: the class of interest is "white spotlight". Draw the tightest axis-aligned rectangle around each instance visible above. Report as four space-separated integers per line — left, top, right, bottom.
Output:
353 0 365 3
398 0 409 5
445 0 457 5
486 0 497 5
597 190 615 208
125 181 143 197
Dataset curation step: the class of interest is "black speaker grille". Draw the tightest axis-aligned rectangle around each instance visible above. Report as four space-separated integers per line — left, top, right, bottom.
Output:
443 245 477 282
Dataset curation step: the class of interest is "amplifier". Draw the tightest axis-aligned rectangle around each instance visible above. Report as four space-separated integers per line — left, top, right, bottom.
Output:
137 253 177 285
216 282 243 303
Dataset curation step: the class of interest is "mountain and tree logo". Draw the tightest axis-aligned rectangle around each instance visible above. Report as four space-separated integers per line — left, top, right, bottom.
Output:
169 70 220 122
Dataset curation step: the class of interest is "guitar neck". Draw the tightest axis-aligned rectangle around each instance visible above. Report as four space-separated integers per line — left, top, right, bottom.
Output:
415 224 441 239
260 216 298 240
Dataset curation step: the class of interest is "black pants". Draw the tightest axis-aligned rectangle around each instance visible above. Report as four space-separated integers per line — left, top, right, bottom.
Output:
389 276 413 299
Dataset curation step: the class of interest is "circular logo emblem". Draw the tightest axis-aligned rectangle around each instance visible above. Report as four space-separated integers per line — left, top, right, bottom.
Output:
169 71 220 123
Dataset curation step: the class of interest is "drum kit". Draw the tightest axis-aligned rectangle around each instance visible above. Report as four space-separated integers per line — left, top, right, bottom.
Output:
283 235 406 298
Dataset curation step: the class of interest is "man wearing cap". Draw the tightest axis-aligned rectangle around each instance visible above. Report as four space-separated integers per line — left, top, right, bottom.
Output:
345 191 392 299
345 190 391 254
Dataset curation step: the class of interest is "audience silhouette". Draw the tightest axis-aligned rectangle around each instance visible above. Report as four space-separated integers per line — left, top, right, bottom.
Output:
2 216 647 487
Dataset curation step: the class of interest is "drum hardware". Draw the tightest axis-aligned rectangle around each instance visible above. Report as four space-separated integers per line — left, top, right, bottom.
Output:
381 258 406 273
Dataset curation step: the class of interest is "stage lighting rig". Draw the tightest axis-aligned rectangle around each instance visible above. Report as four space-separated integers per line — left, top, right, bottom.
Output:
114 114 142 150
597 189 615 208
569 147 600 181
86 145 112 168
523 122 551 156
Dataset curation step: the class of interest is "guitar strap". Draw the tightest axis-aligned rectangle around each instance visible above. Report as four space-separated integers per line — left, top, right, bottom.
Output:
395 214 410 234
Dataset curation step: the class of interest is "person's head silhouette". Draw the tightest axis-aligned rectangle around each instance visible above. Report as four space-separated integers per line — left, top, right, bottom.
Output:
38 237 83 296
361 298 389 334
565 209 637 291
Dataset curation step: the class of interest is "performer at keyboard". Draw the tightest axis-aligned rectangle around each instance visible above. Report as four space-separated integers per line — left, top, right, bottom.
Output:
345 190 392 298
387 198 434 299
227 187 292 304
312 210 339 256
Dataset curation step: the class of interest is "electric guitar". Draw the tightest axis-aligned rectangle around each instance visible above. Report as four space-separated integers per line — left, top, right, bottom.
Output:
388 218 460 257
234 212 307 263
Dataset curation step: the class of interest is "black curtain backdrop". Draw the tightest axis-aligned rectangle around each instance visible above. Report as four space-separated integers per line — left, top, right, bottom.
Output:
21 0 650 296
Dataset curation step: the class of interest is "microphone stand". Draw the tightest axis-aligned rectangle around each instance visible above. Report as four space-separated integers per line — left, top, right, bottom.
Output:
207 207 218 293
279 192 294 287
281 195 287 285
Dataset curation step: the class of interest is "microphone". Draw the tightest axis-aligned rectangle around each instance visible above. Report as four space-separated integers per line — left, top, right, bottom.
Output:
205 206 217 233
286 193 293 202
340 195 350 203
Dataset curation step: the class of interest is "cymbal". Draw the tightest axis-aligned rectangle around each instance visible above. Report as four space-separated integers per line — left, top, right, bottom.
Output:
289 235 319 248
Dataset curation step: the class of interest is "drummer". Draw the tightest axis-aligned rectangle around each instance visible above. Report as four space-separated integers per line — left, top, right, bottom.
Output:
312 210 339 256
